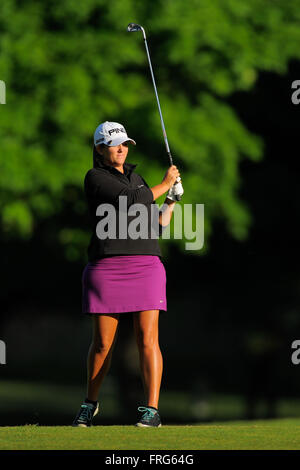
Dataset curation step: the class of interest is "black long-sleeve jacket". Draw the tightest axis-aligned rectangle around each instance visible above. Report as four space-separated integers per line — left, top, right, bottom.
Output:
84 157 163 261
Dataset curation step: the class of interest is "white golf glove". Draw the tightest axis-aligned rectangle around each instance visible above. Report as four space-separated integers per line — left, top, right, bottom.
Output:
166 177 184 202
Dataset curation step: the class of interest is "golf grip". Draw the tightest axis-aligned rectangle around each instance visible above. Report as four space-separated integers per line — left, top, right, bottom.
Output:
167 151 181 201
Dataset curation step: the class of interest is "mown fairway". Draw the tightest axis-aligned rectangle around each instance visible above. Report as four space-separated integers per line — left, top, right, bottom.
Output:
1 419 300 450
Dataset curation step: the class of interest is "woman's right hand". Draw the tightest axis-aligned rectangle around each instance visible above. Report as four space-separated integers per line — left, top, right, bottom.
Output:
162 165 181 189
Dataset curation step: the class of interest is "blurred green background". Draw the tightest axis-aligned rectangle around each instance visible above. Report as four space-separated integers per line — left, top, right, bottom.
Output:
1 0 300 425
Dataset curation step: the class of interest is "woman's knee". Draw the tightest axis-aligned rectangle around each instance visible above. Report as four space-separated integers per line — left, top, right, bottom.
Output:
91 314 119 354
91 338 115 355
134 310 160 350
136 331 159 351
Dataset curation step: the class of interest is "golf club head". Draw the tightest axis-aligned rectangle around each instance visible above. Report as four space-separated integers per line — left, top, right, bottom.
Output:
127 23 143 32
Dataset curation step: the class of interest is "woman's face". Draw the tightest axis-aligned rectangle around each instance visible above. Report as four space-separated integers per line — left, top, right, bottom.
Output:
96 142 129 168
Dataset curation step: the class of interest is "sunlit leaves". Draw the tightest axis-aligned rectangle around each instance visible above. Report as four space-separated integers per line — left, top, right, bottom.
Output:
1 0 300 257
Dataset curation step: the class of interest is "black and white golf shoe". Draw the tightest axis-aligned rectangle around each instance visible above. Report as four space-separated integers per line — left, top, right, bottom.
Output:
72 402 99 427
135 406 162 427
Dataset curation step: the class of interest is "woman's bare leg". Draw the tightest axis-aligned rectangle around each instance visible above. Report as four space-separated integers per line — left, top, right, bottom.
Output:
86 313 119 402
133 309 163 409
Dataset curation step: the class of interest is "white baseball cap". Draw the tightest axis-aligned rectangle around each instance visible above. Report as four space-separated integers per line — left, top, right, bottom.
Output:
94 121 136 147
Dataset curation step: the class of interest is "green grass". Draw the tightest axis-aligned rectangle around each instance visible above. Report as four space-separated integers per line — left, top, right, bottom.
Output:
1 419 300 450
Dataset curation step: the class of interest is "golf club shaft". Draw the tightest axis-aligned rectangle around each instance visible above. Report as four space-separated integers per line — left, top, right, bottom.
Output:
128 23 181 200
142 34 173 167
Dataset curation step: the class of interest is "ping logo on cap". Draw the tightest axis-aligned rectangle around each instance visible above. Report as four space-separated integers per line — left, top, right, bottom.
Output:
108 127 126 136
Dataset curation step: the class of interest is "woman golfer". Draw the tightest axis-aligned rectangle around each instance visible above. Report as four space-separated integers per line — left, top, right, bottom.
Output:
73 121 183 427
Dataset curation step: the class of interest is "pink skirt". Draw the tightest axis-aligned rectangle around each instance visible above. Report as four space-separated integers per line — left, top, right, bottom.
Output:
82 255 167 314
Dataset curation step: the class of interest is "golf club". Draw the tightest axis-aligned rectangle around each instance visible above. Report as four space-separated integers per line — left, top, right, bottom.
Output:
127 23 183 200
